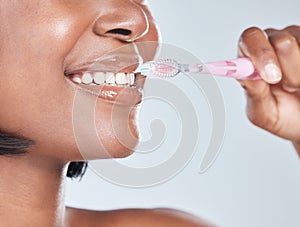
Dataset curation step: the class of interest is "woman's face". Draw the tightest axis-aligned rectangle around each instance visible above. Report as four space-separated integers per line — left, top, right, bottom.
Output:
0 0 159 160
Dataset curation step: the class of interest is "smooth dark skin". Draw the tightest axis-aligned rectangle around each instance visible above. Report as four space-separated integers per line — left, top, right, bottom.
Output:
238 26 300 154
0 0 299 226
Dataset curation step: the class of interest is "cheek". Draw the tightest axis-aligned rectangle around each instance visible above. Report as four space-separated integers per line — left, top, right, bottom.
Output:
0 80 77 159
0 2 92 74
0 10 91 159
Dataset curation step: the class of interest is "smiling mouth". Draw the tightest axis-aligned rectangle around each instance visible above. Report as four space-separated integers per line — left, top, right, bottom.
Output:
66 71 136 86
64 69 145 106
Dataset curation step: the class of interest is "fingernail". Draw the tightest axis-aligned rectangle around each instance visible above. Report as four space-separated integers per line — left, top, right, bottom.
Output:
264 63 282 83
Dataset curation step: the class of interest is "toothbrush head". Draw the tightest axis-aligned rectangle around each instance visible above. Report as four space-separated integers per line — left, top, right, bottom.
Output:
138 59 181 78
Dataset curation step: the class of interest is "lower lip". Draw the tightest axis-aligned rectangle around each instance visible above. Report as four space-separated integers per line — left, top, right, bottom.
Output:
65 76 144 107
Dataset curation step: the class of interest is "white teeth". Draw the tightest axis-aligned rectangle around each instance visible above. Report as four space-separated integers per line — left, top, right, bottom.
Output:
116 73 127 85
71 76 82 84
68 72 136 86
129 73 135 85
105 72 115 84
82 72 93 84
93 72 105 85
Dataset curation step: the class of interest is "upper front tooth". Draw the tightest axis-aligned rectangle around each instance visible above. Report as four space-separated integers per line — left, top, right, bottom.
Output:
116 73 127 85
93 72 105 85
82 72 93 84
71 75 82 84
129 73 135 85
105 72 115 84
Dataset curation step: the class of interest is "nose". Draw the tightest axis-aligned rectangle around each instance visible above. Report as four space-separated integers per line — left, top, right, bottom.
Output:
93 1 149 42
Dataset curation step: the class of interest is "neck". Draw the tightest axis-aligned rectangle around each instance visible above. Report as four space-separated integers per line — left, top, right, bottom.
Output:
0 153 67 227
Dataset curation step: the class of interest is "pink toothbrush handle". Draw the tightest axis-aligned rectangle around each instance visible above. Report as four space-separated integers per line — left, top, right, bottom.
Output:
203 58 261 80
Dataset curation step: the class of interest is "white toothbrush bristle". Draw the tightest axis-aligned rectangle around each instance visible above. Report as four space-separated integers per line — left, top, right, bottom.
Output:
152 59 180 77
139 59 180 78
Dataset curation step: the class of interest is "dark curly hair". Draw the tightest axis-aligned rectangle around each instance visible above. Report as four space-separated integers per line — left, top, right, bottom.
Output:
0 131 87 179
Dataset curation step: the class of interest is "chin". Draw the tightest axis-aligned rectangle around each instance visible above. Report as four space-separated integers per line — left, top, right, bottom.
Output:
98 104 140 159
67 100 140 161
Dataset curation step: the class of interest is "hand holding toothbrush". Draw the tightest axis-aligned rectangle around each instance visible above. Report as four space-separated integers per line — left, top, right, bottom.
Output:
237 25 300 154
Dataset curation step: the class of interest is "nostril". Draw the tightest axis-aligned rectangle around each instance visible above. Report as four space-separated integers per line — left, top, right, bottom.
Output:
106 28 132 36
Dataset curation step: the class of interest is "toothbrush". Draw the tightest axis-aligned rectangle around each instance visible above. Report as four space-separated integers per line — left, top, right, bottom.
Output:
136 57 261 80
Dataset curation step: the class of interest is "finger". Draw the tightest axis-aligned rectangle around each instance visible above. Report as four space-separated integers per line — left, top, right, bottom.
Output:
237 27 279 131
268 31 300 92
237 50 278 131
237 30 269 100
284 25 300 44
239 27 282 84
238 78 279 132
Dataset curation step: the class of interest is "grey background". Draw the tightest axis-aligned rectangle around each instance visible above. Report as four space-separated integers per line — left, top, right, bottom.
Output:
66 1 300 226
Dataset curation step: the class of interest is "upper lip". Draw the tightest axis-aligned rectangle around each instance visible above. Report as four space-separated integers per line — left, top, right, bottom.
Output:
64 53 142 76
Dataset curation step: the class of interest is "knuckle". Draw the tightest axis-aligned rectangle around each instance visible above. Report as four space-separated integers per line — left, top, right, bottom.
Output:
246 102 260 125
265 27 277 33
246 95 279 129
241 27 263 41
284 25 300 32
247 111 259 126
253 47 275 61
247 110 277 129
247 110 267 128
271 33 297 53
265 28 277 37
283 79 300 90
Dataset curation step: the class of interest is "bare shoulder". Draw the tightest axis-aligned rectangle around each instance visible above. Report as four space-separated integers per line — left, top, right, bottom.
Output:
66 207 214 227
